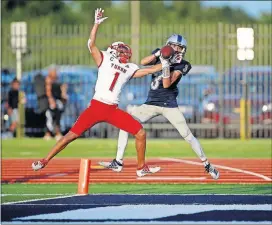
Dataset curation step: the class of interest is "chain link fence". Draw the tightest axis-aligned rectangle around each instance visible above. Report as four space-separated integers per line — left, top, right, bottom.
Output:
1 23 271 138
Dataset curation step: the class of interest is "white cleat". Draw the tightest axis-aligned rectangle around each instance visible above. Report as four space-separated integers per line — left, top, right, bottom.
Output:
205 162 219 180
136 164 161 177
98 159 123 172
32 159 48 171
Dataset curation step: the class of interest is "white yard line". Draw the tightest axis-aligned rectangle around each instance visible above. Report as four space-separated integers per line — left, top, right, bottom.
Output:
2 194 79 205
160 157 272 181
137 176 206 180
1 194 72 196
2 193 271 197
46 173 69 177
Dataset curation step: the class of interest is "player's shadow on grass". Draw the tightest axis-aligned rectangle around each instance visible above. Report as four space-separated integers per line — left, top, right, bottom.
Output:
2 161 183 183
2 169 80 184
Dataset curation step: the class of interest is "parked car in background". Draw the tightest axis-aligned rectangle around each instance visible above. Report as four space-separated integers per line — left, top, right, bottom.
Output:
201 94 271 125
222 66 271 99
201 66 271 137
1 68 17 135
177 65 218 122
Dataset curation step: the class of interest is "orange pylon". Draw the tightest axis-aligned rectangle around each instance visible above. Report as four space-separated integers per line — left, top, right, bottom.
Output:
77 158 91 195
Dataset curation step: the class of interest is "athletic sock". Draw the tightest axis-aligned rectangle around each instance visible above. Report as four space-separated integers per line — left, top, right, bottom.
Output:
202 160 210 167
116 130 129 163
184 133 207 162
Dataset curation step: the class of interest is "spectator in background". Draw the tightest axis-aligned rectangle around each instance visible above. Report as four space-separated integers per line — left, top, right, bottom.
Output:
6 78 20 136
43 68 68 141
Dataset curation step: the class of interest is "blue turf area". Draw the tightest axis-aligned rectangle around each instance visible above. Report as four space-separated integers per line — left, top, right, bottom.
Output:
2 194 272 224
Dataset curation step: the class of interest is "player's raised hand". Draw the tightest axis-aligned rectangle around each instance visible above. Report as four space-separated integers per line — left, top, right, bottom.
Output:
159 56 170 69
94 8 108 24
153 49 161 58
159 56 171 78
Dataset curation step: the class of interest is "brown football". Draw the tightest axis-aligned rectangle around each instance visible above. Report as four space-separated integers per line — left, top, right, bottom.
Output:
161 45 175 59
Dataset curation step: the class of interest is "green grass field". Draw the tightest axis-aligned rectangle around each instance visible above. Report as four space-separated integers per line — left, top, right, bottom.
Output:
2 138 271 158
2 138 272 203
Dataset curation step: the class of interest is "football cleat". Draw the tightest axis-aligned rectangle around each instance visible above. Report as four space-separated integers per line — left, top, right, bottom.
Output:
136 164 161 177
204 162 220 180
32 159 48 171
98 159 123 172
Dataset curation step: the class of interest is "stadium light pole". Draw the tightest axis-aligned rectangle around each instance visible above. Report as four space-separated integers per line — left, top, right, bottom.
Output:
218 23 224 139
237 27 254 140
131 1 140 64
11 22 27 138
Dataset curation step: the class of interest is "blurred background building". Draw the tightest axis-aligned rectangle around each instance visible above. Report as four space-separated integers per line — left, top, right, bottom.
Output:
1 0 271 139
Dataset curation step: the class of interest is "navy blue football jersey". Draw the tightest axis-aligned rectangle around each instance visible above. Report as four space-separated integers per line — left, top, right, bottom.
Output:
145 48 192 108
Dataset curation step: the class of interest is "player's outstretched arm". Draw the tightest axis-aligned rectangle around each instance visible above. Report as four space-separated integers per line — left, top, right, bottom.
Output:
88 8 108 67
133 57 169 78
133 64 161 78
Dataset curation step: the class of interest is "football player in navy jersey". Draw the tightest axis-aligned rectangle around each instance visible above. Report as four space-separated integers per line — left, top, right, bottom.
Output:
99 34 219 179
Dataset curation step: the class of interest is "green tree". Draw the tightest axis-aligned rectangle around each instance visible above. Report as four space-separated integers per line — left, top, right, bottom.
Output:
258 12 272 24
2 0 27 11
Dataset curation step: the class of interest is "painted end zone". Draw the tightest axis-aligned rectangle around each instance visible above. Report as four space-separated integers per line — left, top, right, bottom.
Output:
2 158 272 184
2 194 272 224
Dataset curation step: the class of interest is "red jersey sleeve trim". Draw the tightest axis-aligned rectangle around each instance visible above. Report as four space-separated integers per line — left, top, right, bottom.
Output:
129 69 139 80
98 51 104 68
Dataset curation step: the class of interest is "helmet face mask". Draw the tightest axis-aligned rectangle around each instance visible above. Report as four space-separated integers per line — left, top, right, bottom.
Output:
116 44 132 63
107 42 132 63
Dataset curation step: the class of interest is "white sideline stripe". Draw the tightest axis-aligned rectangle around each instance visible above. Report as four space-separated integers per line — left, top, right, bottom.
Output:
47 173 68 177
1 194 72 196
2 194 272 196
2 194 78 205
137 176 206 180
161 157 272 181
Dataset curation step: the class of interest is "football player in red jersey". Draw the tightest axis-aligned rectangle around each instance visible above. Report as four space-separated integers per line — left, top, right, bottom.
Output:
32 8 171 177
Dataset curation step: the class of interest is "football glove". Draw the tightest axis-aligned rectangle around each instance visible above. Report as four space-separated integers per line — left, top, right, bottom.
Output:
160 56 170 69
160 56 170 78
153 49 161 58
94 8 108 24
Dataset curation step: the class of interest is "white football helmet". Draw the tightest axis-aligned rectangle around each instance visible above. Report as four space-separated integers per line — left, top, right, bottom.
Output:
166 34 187 57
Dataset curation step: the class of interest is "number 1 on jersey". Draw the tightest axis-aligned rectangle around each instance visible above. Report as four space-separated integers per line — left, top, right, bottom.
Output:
109 72 120 91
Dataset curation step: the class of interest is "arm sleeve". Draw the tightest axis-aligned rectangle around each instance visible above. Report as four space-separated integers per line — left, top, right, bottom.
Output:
129 64 140 80
97 51 105 68
87 39 92 53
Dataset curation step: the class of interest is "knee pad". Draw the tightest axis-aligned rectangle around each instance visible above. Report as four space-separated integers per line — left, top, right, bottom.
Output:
175 121 191 138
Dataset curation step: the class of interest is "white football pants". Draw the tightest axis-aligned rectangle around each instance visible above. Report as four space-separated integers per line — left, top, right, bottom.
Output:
116 104 207 162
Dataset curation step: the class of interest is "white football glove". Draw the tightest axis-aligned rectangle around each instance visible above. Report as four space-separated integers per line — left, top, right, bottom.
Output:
160 56 170 69
170 52 183 64
160 56 170 78
153 49 161 58
94 8 108 24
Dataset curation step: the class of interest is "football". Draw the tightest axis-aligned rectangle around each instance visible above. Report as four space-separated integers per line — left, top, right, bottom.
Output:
161 45 175 59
